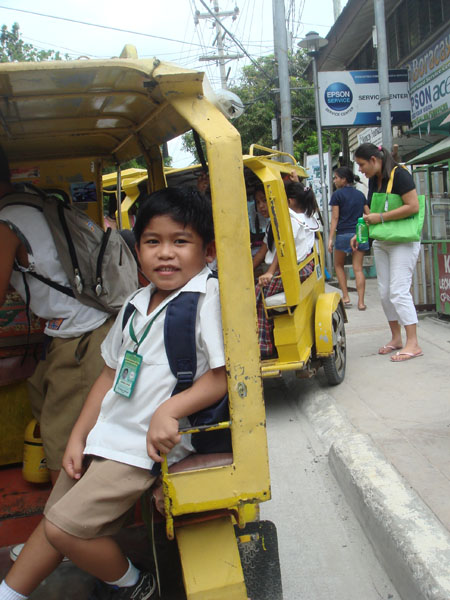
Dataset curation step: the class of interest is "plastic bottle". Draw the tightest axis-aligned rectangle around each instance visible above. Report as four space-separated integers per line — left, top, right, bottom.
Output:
22 419 50 483
356 217 369 244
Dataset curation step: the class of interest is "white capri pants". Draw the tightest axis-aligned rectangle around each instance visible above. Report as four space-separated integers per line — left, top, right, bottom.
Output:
372 240 420 326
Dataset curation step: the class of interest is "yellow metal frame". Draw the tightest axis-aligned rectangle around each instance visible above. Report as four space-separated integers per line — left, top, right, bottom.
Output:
315 293 345 356
242 153 344 378
157 84 270 516
0 55 272 599
102 150 344 384
0 54 347 598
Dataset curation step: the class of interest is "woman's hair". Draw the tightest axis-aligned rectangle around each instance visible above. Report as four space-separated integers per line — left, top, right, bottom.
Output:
284 182 317 217
354 143 399 180
253 184 266 197
334 166 360 185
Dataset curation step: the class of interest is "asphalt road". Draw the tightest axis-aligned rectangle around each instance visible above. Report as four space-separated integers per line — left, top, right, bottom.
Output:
260 376 400 600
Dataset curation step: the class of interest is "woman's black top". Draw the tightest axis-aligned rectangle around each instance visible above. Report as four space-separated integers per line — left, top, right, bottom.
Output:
367 167 415 206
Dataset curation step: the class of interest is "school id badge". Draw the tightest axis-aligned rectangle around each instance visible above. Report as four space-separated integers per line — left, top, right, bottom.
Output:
114 350 142 398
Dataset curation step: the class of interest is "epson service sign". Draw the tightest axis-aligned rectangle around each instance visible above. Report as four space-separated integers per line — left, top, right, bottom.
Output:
318 70 411 127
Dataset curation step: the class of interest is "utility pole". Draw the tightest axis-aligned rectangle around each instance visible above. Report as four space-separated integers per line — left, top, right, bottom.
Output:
374 0 392 150
332 0 341 22
272 0 294 157
298 31 332 275
196 1 242 89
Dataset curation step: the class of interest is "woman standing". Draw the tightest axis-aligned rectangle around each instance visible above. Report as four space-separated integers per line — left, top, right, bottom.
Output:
328 166 369 310
352 143 422 362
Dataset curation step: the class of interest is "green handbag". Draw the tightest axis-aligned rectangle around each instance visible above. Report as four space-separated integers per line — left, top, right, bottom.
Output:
369 166 425 243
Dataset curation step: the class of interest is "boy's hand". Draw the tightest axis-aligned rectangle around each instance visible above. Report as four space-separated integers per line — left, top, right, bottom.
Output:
147 406 182 462
258 272 273 286
62 437 86 480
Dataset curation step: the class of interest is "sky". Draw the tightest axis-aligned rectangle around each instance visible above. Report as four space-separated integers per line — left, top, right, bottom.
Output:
0 0 344 166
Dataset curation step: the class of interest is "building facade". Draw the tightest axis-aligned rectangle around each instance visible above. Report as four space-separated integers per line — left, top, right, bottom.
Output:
313 0 450 313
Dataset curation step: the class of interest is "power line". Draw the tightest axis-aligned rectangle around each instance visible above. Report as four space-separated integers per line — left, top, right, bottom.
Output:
198 0 273 82
20 35 98 58
0 4 211 50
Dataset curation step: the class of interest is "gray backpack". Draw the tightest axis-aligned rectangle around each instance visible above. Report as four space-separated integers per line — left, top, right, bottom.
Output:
0 190 138 314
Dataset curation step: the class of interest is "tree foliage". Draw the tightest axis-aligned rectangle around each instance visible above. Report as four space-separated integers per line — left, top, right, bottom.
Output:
0 23 68 62
183 51 341 166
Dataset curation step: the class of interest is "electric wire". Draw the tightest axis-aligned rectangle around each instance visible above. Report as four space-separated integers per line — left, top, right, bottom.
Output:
198 0 273 82
20 35 91 58
0 4 213 50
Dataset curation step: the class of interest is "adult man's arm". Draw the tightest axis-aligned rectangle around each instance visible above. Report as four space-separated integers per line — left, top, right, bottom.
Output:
0 223 21 305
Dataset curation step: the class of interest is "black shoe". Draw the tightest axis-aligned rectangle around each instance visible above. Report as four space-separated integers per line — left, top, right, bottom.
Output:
89 572 157 600
88 579 112 600
111 572 157 600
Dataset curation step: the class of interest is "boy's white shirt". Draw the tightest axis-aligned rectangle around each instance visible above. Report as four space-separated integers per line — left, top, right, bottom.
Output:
0 205 109 337
263 209 319 266
84 266 225 470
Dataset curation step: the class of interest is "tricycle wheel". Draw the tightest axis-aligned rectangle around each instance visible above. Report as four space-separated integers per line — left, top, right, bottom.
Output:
322 304 346 385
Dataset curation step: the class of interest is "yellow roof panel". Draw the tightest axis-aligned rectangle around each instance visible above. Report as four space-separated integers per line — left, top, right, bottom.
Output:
0 57 204 163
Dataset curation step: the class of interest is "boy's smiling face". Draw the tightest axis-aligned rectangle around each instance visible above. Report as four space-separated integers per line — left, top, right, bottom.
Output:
136 215 215 299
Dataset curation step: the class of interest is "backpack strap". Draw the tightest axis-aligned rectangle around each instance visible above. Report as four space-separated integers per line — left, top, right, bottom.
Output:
164 292 200 396
27 271 75 297
164 272 218 395
121 300 137 332
55 201 84 294
1 200 77 298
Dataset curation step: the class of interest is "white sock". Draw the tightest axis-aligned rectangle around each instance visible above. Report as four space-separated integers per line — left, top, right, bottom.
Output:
104 558 139 588
0 581 27 600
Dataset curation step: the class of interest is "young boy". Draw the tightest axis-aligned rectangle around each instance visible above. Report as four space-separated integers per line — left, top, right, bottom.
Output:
0 187 227 600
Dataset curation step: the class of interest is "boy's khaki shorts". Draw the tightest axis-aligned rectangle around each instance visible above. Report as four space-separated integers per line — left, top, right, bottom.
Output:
28 317 113 471
44 457 156 539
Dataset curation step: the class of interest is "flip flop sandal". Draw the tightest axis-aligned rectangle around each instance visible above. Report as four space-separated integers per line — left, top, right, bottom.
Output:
378 345 401 355
391 351 424 362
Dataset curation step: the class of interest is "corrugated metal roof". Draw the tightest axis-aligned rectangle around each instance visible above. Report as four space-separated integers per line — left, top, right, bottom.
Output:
408 137 450 164
0 57 203 164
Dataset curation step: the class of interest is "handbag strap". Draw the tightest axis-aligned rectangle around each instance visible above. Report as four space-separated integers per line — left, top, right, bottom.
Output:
386 167 398 194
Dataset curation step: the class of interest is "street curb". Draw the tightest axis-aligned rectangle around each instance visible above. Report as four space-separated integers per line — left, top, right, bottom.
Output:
301 391 450 600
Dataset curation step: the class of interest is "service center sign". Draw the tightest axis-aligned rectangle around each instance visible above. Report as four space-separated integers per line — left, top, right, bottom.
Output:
318 70 411 127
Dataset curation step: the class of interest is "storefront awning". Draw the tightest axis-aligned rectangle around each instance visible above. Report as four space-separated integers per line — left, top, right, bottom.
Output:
408 137 450 165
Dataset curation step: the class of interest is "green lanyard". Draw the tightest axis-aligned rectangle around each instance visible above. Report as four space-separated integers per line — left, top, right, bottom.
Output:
129 305 166 353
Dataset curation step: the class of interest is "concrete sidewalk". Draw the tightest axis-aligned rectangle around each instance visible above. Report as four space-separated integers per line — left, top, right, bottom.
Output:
299 278 450 600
